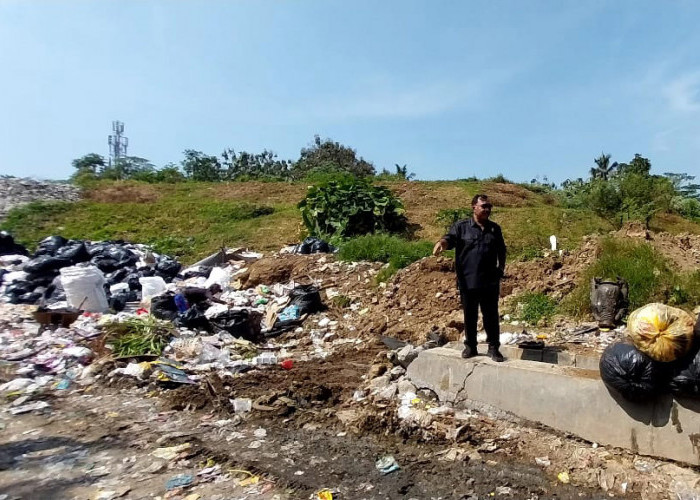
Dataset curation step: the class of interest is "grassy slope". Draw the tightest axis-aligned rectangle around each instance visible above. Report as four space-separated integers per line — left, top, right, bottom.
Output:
2 180 699 265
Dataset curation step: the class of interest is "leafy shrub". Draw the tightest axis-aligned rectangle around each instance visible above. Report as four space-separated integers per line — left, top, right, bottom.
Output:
436 208 472 231
562 238 675 316
298 177 406 237
103 315 174 357
337 234 433 281
518 246 544 262
672 196 700 220
517 292 557 325
486 174 513 184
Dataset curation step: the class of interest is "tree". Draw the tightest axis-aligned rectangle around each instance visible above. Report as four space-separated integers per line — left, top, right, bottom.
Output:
394 164 415 180
590 153 618 180
292 135 376 179
101 156 156 180
181 150 222 181
618 154 651 176
72 153 106 174
220 148 292 181
664 172 700 200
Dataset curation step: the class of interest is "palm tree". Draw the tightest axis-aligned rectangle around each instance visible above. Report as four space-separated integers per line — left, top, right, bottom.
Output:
590 153 618 180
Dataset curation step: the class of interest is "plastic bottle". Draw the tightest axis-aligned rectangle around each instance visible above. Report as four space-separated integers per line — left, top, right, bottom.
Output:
174 293 189 313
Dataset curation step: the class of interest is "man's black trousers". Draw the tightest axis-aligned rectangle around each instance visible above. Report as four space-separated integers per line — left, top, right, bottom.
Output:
459 284 501 349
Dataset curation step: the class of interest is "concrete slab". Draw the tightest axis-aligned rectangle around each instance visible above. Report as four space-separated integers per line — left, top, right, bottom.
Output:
407 346 700 465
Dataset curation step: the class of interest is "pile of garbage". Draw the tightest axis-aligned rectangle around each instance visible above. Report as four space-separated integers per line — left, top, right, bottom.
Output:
0 177 81 220
600 303 700 401
1 235 183 308
0 235 347 412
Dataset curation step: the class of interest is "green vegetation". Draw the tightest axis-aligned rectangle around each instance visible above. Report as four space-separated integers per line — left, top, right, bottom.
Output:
337 233 433 281
516 292 557 325
103 315 174 357
562 238 678 317
298 177 406 238
436 208 472 231
1 192 286 263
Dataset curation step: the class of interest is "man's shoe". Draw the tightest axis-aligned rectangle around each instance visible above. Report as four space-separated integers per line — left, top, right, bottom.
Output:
488 347 505 362
461 346 478 359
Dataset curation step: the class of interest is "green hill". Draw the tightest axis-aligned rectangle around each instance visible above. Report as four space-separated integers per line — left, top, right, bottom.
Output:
2 180 699 264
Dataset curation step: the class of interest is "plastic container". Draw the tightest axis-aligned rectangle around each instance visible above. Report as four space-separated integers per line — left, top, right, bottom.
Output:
139 276 167 302
59 266 109 312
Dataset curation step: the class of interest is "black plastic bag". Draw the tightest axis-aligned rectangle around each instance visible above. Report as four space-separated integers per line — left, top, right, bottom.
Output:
33 235 68 257
138 267 156 278
5 281 33 297
26 272 58 288
87 242 109 257
182 266 212 280
209 309 260 342
90 255 119 273
151 293 179 321
56 242 91 264
126 273 142 290
599 343 667 402
288 284 324 315
105 267 131 286
669 315 700 397
23 255 72 275
43 277 66 305
105 246 138 268
0 269 6 284
175 304 213 332
0 232 29 256
294 237 333 255
156 259 182 279
12 291 43 304
109 292 129 312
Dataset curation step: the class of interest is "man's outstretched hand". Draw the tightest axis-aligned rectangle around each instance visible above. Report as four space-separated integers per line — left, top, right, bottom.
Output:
433 239 447 256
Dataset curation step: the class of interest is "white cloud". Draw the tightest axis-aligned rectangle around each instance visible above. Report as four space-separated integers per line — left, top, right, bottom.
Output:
662 71 700 113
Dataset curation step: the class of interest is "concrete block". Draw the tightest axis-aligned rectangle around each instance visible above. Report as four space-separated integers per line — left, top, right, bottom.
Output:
499 345 543 362
407 347 700 465
575 353 601 371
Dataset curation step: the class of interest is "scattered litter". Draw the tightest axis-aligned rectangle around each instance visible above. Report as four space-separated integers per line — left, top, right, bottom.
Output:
375 455 400 475
535 456 551 467
9 401 50 415
166 473 194 490
557 471 570 484
151 443 192 460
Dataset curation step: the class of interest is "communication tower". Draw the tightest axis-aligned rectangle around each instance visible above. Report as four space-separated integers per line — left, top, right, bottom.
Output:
108 121 129 166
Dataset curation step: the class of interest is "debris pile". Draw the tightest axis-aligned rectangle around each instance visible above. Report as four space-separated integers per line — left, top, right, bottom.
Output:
0 177 81 219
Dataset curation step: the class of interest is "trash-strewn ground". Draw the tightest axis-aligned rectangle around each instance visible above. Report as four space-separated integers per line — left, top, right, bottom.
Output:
2 231 700 499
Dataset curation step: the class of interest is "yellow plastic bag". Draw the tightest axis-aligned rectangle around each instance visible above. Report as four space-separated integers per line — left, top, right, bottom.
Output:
627 303 695 362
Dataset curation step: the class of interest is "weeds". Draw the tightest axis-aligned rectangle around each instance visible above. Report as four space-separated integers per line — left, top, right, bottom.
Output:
562 238 676 317
516 292 557 325
103 315 174 357
436 208 472 231
337 234 433 282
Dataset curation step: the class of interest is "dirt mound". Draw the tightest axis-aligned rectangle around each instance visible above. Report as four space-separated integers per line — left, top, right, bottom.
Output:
164 347 376 415
85 182 162 203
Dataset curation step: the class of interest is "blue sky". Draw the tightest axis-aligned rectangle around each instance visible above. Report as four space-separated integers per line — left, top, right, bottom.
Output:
2 1 700 183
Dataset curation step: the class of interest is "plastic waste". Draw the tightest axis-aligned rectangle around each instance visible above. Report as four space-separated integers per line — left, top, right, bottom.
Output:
590 277 628 329
204 266 232 290
175 305 213 332
174 293 189 313
277 304 300 322
34 235 68 256
288 284 324 315
55 242 90 264
59 265 109 312
156 258 182 279
599 343 668 401
139 276 167 302
0 231 29 256
166 474 193 490
151 293 179 320
232 398 252 413
294 237 333 254
670 315 700 397
209 309 258 341
375 455 400 475
627 303 695 362
24 255 72 275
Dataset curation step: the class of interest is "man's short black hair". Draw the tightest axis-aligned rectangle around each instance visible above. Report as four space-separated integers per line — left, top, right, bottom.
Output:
471 194 489 206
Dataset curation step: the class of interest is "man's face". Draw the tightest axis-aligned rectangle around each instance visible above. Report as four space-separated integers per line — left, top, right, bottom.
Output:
473 198 493 222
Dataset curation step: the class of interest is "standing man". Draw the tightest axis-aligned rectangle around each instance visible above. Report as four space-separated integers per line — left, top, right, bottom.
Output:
433 194 506 362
